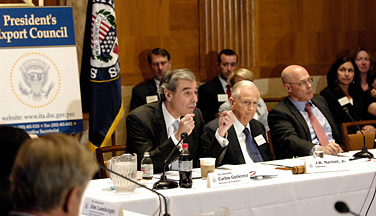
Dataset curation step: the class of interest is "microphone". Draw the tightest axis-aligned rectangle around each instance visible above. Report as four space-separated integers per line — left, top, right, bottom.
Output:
100 164 171 216
343 107 373 159
153 132 188 190
335 201 359 215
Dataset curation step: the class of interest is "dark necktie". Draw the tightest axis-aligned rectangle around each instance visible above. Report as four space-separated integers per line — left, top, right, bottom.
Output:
226 85 231 98
305 103 329 146
243 128 263 162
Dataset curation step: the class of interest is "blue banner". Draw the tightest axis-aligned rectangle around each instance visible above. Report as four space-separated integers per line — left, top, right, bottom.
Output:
0 7 76 47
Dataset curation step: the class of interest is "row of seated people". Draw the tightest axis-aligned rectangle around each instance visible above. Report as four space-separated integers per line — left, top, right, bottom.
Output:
127 47 376 173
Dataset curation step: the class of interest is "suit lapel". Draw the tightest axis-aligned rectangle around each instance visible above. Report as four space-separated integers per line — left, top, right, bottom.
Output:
227 126 246 164
285 98 312 141
152 102 167 146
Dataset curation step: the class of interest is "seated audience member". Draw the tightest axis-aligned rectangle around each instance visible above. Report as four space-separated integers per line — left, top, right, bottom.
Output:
9 134 98 216
218 68 269 130
206 80 273 166
130 48 171 111
268 65 343 159
126 68 234 173
320 56 376 134
351 47 373 92
198 49 238 124
0 126 30 216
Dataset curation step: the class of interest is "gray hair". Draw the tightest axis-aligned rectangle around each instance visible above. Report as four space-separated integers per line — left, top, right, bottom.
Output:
231 80 260 99
158 68 196 100
10 134 98 212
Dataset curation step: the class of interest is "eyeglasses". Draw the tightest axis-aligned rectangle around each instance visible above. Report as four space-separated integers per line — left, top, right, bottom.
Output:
287 77 314 87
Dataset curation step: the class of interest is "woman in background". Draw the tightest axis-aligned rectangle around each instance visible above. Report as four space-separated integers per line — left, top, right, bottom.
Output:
351 47 373 92
320 56 375 134
218 68 269 130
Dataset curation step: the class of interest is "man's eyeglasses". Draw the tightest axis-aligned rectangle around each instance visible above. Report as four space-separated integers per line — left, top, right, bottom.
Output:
286 77 314 87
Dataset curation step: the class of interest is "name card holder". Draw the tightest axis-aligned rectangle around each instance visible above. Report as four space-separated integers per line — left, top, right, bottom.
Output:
207 170 252 188
304 158 350 174
82 197 123 216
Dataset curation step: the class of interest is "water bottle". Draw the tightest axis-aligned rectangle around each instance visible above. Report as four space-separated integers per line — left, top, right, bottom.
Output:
141 152 153 180
179 143 192 188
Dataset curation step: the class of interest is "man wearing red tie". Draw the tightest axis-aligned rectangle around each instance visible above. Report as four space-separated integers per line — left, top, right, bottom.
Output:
268 65 343 159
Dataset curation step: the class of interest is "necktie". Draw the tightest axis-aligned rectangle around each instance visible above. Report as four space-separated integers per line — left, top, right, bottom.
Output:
305 103 329 146
168 120 179 137
226 85 231 98
243 128 263 162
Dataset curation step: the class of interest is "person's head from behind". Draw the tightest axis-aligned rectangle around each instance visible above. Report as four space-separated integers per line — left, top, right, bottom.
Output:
227 68 254 87
327 56 358 90
217 49 238 80
148 48 171 81
158 68 198 118
0 125 30 179
281 65 314 102
230 80 260 126
10 133 98 216
351 47 373 74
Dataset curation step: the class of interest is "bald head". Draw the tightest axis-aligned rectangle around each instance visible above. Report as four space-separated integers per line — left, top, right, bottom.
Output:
281 65 313 102
281 65 309 84
231 80 259 99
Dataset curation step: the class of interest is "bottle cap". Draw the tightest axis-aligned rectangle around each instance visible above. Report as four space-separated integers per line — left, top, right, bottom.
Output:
144 152 150 156
182 143 188 149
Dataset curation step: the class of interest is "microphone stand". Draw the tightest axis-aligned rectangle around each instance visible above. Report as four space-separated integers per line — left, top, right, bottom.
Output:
153 132 188 190
343 107 373 159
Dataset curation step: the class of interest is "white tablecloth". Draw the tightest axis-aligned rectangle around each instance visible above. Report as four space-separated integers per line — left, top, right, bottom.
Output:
82 151 376 216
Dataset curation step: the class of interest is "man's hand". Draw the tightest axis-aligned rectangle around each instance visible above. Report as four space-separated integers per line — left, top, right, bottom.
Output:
323 142 343 155
174 114 195 140
218 110 235 137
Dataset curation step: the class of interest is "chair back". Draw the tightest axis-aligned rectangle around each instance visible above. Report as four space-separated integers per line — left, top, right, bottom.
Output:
266 130 276 160
95 145 126 178
340 120 376 152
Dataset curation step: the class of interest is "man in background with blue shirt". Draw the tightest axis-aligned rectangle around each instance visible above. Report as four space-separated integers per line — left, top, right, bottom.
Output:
268 65 343 159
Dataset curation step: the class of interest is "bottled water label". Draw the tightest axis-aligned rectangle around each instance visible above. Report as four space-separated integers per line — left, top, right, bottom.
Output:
141 164 153 178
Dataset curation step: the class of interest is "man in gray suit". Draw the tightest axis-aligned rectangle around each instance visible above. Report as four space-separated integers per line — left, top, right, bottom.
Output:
126 68 234 173
206 80 274 166
268 65 343 159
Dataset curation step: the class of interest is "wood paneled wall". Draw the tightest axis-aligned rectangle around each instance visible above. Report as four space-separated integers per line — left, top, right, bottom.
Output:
115 0 376 84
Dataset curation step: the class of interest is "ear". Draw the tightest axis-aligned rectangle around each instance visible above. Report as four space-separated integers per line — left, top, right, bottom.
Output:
284 83 292 93
229 97 235 109
63 186 82 214
164 89 172 101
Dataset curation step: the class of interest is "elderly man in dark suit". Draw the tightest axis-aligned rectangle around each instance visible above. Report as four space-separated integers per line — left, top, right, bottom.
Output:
268 65 343 159
206 80 273 166
126 68 235 173
130 48 171 111
197 49 238 124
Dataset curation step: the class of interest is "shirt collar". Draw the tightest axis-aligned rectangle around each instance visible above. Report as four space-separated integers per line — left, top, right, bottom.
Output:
288 98 315 112
218 76 229 89
233 117 250 136
154 78 160 89
162 101 179 127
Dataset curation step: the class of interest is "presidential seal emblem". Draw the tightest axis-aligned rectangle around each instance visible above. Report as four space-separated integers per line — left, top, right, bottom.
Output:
10 52 61 108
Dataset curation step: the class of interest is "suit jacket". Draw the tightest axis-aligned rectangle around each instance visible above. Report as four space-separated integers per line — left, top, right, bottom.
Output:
197 76 225 124
205 118 274 166
126 101 218 173
267 96 343 159
130 78 159 111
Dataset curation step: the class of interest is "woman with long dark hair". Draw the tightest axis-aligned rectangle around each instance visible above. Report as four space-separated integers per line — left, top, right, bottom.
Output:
320 56 375 132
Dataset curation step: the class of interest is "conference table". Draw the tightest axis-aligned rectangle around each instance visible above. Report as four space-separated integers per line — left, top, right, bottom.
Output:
81 150 376 216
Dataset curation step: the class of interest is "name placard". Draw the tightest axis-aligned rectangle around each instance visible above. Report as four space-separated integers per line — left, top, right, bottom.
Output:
82 197 123 216
207 170 251 188
305 158 350 173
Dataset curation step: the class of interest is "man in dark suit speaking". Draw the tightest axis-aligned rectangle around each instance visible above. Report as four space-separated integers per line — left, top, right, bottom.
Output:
268 65 343 159
126 68 234 173
206 80 274 166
